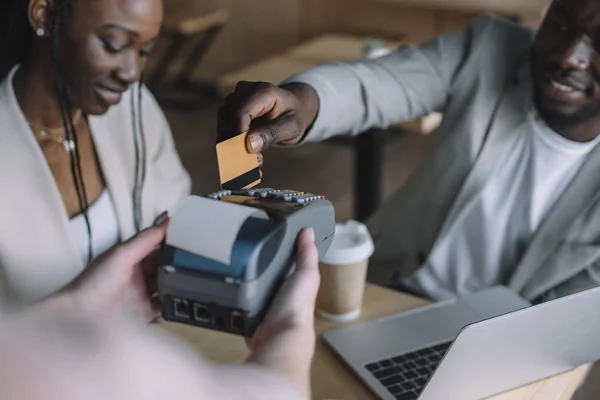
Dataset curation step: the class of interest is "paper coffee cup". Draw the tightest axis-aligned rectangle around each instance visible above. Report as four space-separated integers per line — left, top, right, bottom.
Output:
316 220 374 322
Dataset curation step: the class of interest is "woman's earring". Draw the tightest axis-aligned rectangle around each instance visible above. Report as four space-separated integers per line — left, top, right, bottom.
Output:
36 28 45 37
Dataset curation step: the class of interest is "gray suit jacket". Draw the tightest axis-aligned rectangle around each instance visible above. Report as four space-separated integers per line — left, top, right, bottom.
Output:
284 13 600 303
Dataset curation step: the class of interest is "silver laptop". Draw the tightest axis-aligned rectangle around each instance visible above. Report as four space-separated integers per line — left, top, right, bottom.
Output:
323 285 600 400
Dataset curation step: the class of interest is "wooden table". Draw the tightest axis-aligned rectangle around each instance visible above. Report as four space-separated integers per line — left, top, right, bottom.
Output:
160 283 589 399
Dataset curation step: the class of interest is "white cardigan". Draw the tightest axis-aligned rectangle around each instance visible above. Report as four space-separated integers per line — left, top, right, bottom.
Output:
0 66 192 306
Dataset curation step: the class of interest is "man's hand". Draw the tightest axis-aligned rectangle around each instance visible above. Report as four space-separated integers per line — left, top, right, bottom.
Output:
54 212 170 325
246 228 320 398
217 81 320 158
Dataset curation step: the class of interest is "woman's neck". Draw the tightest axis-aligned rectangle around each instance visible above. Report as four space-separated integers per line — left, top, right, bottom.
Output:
13 58 79 129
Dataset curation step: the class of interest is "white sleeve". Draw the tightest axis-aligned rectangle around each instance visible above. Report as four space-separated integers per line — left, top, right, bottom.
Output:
141 86 192 218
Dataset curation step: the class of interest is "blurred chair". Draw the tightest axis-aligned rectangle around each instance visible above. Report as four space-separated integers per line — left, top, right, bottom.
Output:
147 6 229 108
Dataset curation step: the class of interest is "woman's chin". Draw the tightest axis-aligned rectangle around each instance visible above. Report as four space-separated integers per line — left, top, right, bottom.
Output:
83 102 112 116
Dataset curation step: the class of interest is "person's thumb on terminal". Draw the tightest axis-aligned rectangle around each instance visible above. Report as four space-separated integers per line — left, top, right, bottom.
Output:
269 228 320 327
247 228 320 351
287 227 321 325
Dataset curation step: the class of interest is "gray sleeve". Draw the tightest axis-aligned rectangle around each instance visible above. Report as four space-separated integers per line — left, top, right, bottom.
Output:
282 13 496 143
0 265 12 311
536 266 600 303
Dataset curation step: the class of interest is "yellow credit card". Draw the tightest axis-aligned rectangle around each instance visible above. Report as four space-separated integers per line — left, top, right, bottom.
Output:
216 132 261 190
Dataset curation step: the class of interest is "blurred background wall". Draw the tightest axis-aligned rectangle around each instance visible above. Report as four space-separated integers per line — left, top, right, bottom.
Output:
169 0 550 82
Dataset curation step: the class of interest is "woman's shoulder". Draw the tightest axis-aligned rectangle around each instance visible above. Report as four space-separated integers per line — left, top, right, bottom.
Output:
0 67 20 116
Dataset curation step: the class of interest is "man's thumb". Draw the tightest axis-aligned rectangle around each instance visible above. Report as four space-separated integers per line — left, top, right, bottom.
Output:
246 114 303 153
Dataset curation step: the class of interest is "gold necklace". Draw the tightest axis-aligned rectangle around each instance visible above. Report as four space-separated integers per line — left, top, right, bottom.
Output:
26 110 83 153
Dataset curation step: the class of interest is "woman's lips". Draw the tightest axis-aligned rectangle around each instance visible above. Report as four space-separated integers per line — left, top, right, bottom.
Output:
95 85 123 106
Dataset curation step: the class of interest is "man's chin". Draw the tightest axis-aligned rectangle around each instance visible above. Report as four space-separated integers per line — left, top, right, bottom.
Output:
538 103 578 121
534 89 580 125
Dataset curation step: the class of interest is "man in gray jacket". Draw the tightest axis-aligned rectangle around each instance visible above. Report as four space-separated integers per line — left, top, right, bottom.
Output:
218 0 600 304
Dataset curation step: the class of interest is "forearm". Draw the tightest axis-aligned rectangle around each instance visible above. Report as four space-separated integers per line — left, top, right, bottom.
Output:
280 15 488 144
535 267 600 303
280 46 449 143
210 361 307 400
27 286 78 314
247 327 315 398
0 311 304 400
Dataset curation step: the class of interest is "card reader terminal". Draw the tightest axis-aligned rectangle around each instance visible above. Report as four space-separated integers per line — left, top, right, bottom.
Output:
158 188 335 337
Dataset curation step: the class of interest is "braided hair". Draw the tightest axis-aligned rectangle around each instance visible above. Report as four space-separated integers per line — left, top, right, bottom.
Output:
1 0 147 264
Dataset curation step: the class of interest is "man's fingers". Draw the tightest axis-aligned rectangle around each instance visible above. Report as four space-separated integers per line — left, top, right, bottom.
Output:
217 97 277 143
216 106 230 138
228 82 279 135
246 113 302 153
218 81 303 149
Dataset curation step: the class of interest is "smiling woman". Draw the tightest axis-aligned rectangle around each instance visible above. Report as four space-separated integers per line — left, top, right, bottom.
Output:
0 0 191 306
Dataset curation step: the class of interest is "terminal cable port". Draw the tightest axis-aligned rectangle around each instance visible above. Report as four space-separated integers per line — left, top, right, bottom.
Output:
174 298 191 319
194 303 211 323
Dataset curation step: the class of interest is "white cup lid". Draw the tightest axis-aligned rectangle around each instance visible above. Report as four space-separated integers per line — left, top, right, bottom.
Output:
321 220 374 265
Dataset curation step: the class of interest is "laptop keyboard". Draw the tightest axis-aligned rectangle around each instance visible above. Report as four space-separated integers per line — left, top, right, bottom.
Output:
364 341 451 400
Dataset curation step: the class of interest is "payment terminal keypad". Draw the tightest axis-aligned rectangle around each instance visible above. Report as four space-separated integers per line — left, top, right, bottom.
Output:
206 189 326 204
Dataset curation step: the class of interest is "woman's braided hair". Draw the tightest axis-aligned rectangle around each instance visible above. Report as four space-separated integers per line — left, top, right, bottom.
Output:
1 0 147 264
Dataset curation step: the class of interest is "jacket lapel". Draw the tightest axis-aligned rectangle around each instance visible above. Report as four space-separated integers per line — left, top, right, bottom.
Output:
509 137 600 297
0 67 82 300
89 109 135 241
432 62 532 248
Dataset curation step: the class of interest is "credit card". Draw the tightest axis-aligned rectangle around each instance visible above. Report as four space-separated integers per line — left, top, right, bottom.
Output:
216 132 261 190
